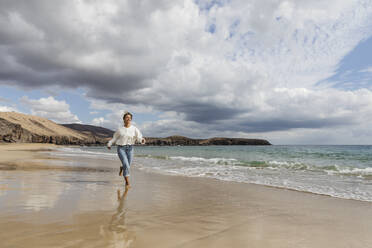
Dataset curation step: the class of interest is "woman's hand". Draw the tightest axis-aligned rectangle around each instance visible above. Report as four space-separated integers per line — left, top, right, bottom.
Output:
141 138 146 145
107 146 111 150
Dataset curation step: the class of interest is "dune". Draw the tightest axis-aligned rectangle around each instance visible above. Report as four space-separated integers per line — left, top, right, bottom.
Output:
0 112 108 144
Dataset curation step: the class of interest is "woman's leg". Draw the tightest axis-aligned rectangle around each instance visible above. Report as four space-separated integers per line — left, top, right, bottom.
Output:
117 146 131 186
123 146 134 188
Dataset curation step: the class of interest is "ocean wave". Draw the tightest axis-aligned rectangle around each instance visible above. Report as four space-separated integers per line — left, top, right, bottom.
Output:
140 154 372 179
245 162 372 179
136 154 169 160
326 166 372 179
338 167 372 174
135 161 372 202
169 156 238 165
53 147 116 158
55 147 372 180
30 146 372 202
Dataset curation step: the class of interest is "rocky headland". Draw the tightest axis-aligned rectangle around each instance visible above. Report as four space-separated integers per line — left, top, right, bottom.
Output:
144 136 271 146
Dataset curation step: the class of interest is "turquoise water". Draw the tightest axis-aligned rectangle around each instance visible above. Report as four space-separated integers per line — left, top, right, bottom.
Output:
55 145 372 202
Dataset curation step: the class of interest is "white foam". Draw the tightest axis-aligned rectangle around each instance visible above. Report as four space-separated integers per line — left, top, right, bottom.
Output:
53 147 116 159
135 156 372 202
169 156 237 164
338 167 372 175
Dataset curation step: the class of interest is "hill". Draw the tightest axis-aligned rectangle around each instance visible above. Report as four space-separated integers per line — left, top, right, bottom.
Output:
0 112 108 145
61 123 114 138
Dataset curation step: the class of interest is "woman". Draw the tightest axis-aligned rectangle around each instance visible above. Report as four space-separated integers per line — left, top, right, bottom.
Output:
107 112 145 188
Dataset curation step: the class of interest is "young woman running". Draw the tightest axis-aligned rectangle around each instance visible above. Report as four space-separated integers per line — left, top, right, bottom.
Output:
107 112 146 188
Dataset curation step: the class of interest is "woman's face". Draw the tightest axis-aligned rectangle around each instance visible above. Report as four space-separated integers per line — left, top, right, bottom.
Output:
123 115 132 125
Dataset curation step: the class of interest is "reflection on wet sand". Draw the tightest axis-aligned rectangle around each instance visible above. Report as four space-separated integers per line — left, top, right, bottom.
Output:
100 188 136 248
0 143 137 247
2 144 372 248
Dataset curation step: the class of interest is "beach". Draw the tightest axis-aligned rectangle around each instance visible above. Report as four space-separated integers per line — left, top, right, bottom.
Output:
1 144 372 248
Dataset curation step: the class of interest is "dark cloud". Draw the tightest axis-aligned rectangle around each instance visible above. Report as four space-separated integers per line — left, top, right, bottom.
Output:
0 0 166 96
160 101 246 124
227 117 356 133
265 119 333 131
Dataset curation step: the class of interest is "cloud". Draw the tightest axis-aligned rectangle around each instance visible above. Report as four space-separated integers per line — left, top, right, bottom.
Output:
91 117 111 127
1 0 372 142
20 96 80 123
139 87 372 141
360 66 372 73
90 110 142 131
0 97 11 103
88 98 156 130
0 0 179 93
0 105 18 112
0 97 19 112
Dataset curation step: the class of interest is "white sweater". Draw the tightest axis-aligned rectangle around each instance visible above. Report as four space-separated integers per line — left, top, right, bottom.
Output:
107 125 143 147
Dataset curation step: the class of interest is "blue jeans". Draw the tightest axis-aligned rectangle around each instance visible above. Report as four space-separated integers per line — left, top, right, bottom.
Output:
117 145 133 177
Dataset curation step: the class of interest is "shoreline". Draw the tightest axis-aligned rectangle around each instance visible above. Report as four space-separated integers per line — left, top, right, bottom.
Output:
1 143 372 247
1 142 371 203
1 143 371 204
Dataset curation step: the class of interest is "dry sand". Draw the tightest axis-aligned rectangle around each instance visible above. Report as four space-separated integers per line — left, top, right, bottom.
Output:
0 143 372 248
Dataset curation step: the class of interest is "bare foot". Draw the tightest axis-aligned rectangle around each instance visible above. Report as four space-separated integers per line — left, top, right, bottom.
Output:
119 167 123 176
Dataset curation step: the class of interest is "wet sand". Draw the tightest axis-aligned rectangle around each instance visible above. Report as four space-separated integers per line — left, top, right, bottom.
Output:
1 143 372 248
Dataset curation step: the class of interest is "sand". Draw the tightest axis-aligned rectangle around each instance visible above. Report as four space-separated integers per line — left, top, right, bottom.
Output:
0 143 372 248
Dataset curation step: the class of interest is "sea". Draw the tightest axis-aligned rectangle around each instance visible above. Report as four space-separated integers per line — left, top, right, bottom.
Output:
53 145 372 202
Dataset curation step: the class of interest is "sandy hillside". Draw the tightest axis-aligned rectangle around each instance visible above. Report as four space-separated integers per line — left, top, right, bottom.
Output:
0 112 86 139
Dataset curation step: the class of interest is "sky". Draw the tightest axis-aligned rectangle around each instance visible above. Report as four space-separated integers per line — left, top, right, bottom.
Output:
1 0 372 145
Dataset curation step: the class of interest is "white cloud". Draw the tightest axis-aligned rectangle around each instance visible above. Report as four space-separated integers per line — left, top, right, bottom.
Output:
90 111 142 131
0 105 18 112
20 96 81 123
0 98 19 112
91 117 111 127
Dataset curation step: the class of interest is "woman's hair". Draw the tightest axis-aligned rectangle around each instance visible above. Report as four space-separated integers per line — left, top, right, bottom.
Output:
123 111 133 120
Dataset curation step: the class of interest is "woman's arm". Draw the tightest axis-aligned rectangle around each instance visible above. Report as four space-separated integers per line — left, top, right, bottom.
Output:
107 130 120 149
135 127 146 144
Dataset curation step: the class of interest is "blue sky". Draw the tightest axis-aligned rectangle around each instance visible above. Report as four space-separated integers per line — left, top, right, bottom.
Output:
321 35 372 90
1 0 372 144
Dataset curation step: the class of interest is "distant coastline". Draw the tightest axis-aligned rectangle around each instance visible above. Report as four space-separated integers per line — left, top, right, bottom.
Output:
144 136 271 146
0 112 271 146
